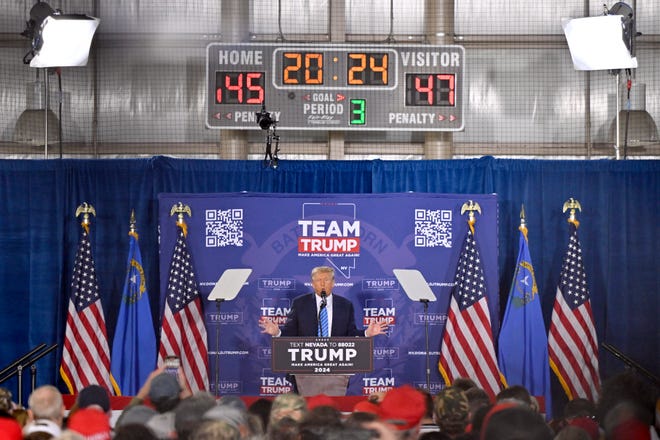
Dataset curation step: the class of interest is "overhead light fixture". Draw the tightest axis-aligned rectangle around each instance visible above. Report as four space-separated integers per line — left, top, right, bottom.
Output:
22 2 99 68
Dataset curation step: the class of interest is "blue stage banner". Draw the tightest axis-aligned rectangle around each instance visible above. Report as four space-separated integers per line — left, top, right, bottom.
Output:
158 193 498 396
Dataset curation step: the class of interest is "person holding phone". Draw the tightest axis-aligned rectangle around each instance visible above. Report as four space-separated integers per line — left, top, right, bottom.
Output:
116 364 191 420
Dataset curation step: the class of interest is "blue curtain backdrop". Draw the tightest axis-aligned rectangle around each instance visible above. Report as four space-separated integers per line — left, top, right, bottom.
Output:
0 156 657 410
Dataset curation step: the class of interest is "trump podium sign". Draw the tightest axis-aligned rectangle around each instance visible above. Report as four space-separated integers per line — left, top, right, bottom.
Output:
158 192 498 396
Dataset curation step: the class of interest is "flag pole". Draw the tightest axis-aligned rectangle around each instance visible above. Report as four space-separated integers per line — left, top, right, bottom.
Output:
161 202 210 392
440 199 501 398
549 197 600 401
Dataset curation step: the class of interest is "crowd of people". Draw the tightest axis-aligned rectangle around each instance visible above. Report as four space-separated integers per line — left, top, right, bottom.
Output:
0 368 657 440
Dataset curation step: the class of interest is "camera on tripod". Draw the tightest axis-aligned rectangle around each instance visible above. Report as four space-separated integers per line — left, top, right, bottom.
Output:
255 104 280 168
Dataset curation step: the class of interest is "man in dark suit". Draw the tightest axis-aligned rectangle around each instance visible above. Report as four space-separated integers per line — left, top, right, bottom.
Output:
260 266 388 338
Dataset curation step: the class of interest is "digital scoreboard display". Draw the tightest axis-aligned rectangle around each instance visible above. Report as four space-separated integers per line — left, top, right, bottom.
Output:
206 43 465 131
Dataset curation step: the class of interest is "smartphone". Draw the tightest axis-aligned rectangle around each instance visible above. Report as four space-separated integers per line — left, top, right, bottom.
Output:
164 356 180 376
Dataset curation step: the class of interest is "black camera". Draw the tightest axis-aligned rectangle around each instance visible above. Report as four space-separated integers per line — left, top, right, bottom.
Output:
255 105 276 130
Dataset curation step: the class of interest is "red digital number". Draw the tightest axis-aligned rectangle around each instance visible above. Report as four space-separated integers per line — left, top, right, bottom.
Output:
246 73 264 104
224 73 243 104
409 74 455 106
437 74 455 106
415 75 434 105
215 72 264 105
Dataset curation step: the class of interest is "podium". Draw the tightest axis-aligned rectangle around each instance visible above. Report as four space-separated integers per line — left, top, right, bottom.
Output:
294 374 351 396
272 337 373 396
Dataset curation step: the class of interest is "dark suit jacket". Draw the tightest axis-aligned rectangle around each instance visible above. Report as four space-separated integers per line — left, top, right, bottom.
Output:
280 293 363 337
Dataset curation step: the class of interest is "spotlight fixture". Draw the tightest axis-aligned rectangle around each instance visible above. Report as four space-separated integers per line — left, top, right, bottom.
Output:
22 2 100 68
562 11 636 71
18 2 99 158
562 2 657 158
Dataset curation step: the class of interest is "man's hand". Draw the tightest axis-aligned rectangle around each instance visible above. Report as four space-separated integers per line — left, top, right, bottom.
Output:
365 320 388 337
259 317 280 336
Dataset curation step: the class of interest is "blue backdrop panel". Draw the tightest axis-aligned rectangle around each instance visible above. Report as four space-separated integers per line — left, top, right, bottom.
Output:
158 192 498 396
0 158 657 415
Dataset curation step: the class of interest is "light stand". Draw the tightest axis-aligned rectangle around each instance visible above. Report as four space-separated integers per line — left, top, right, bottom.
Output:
20 2 99 158
393 269 437 392
562 3 643 160
264 126 280 169
207 268 252 397
44 70 50 157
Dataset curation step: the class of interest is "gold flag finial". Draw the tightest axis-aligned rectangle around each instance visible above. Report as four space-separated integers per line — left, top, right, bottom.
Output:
129 209 138 237
170 202 192 222
562 198 582 227
460 200 482 233
75 202 96 228
519 204 528 238
170 202 192 236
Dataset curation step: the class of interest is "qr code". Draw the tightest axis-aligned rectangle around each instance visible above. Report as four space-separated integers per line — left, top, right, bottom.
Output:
414 209 452 248
205 209 244 247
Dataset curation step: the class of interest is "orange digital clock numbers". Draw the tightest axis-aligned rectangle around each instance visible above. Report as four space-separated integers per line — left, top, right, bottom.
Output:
282 52 323 85
347 53 388 86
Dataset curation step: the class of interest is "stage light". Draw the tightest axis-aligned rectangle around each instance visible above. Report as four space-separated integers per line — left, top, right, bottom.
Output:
22 2 99 68
18 2 99 158
562 14 637 71
562 2 658 158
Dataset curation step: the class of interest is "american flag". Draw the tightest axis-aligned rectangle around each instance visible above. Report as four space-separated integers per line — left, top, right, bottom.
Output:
158 223 209 392
439 225 501 398
548 222 600 401
60 226 115 394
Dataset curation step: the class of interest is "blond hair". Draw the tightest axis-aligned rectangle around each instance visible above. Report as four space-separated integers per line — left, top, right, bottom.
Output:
311 266 334 281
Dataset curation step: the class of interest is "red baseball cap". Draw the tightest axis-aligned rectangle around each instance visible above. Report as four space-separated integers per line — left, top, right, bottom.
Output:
377 385 426 431
67 408 111 440
306 394 338 411
353 400 380 415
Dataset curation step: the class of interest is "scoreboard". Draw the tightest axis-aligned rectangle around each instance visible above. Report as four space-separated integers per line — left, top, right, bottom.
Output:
206 43 465 131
